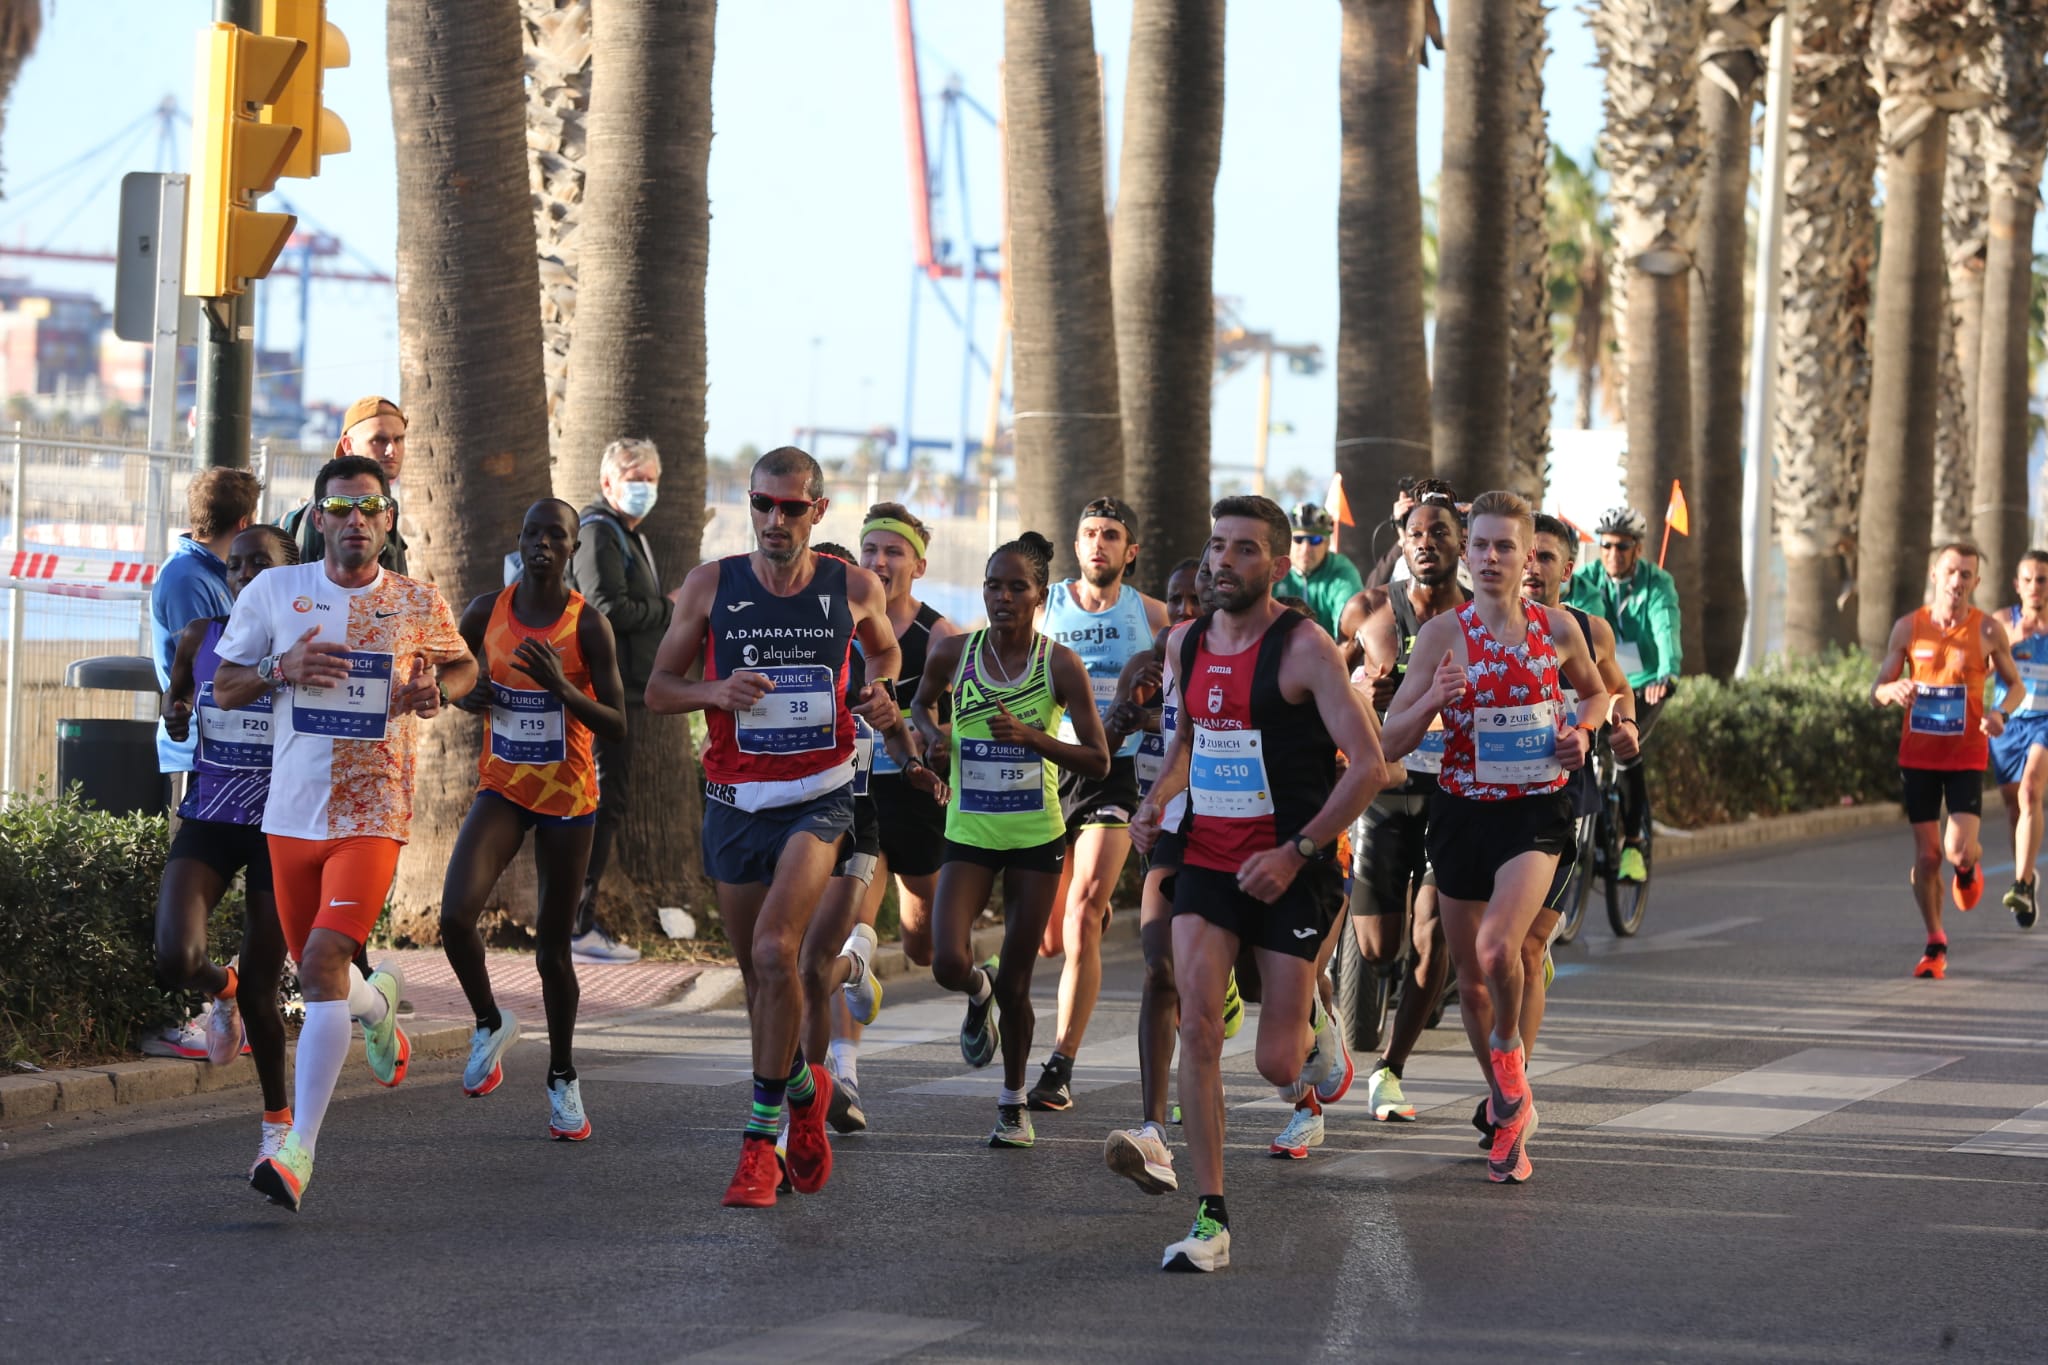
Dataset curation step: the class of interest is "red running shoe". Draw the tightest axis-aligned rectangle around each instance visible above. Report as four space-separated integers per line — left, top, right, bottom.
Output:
784 1064 835 1194
721 1137 780 1208
1952 865 1982 912
1913 946 1948 980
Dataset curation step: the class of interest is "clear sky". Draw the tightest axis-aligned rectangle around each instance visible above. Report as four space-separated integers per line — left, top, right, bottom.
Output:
2 0 1608 491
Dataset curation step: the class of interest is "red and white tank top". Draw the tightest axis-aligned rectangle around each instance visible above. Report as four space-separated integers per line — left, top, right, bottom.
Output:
1437 600 1568 801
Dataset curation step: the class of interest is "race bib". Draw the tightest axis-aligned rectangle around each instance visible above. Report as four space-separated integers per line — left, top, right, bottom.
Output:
1473 701 1560 786
736 664 836 754
1406 719 1446 776
959 738 1044 814
1909 683 1966 736
1058 674 1124 742
490 682 565 765
1614 639 1645 678
1190 726 1274 819
853 717 876 796
197 680 273 770
2017 660 2048 712
293 651 392 741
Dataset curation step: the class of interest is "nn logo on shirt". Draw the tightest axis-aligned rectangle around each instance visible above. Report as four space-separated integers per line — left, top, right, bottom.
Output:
292 596 314 613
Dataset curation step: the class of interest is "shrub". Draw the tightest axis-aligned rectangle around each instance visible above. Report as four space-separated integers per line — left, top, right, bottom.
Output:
1648 649 1901 828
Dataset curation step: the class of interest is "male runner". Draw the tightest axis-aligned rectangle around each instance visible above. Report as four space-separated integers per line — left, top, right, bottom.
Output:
1871 543 2021 978
214 454 477 1211
1031 496 1169 1112
645 446 905 1207
440 499 626 1140
1131 495 1387 1272
1993 551 2048 928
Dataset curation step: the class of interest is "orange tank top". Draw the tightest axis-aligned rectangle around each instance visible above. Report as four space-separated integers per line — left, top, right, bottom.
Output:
477 585 600 816
1898 606 1989 771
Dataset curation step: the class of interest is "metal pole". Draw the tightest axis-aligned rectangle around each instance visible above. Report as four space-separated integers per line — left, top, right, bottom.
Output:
1737 6 1797 676
193 0 263 471
987 475 1000 555
1252 347 1274 497
3 423 27 800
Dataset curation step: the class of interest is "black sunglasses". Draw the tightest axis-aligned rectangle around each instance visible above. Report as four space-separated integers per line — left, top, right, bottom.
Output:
1292 534 1326 547
749 492 822 519
1598 539 1637 552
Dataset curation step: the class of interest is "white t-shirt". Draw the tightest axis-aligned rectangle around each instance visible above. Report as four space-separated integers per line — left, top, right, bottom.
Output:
217 563 467 843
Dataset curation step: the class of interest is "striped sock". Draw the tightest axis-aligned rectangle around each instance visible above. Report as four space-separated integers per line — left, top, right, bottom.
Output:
786 1049 818 1106
746 1073 787 1139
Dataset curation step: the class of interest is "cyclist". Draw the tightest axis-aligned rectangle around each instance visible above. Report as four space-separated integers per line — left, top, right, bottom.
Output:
1993 550 2048 928
1277 502 1365 640
1566 505 1680 882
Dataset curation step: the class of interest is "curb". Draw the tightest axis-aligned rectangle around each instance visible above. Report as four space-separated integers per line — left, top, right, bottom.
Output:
1656 801 1903 867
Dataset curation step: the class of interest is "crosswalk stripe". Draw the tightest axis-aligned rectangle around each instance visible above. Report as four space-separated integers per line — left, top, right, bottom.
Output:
1952 1097 2048 1158
1598 1047 1956 1140
895 1020 1258 1098
1234 1031 1639 1114
674 1311 975 1364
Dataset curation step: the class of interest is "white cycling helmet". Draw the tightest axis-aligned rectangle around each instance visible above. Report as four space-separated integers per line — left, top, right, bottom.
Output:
1594 505 1649 542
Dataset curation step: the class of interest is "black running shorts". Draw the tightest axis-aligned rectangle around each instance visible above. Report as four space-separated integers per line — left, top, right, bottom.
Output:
1168 859 1342 963
872 772 946 878
942 835 1068 876
1900 766 1983 825
1425 790 1576 903
167 816 274 895
1352 791 1430 920
1059 756 1141 836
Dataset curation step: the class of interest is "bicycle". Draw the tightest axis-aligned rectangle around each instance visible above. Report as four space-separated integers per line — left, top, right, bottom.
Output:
1560 730 1653 937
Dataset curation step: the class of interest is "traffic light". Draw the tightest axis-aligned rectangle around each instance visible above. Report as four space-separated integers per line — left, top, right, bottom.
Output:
260 0 351 180
184 22 303 299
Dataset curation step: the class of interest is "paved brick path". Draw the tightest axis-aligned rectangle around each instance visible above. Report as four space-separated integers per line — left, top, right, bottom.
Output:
377 949 704 1023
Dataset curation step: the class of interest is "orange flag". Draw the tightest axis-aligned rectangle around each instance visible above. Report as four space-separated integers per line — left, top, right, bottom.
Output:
1325 472 1355 528
1666 479 1691 536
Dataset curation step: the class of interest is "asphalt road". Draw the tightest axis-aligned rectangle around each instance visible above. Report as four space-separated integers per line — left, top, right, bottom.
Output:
7 816 2048 1363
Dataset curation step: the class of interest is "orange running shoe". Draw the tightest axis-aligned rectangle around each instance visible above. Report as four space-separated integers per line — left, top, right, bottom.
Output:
1952 865 1983 912
722 1137 781 1208
1913 947 1948 980
783 1064 835 1194
1488 1102 1533 1183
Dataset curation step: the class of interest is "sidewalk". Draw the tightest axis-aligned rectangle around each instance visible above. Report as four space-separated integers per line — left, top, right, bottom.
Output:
375 948 705 1023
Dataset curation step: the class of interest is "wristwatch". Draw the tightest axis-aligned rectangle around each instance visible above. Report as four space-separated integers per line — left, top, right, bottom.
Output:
258 653 286 687
1291 833 1319 859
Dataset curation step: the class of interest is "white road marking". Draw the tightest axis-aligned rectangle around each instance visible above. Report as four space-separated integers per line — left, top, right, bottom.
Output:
1598 1047 1956 1140
1578 915 1762 955
675 1311 975 1364
1952 1097 2048 1158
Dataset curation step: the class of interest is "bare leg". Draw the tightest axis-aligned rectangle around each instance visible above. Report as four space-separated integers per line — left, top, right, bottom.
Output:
1519 907 1561 1062
1910 820 1944 940
1136 865 1179 1127
994 868 1065 1092
437 797 528 1029
718 831 840 1078
532 820 594 1075
1053 825 1131 1060
1383 888 1449 1070
1173 914 1239 1200
800 869 868 1063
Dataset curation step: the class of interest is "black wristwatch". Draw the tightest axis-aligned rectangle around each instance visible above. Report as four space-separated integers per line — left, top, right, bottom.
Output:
1291 833 1319 859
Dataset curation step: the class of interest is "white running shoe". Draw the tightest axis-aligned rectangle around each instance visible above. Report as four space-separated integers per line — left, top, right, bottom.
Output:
1303 999 1354 1104
205 978 245 1066
547 1075 591 1141
1270 1095 1325 1159
251 1118 292 1176
1105 1124 1178 1194
462 1011 520 1097
1365 1064 1417 1122
840 923 883 1026
142 1013 210 1059
1161 1206 1231 1272
570 929 640 965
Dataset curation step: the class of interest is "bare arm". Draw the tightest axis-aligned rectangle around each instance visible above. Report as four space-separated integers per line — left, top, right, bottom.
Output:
909 631 966 763
1382 613 1463 760
1871 616 1916 706
1336 588 1377 672
644 562 772 716
1985 616 2021 734
160 619 210 741
569 605 629 744
1021 643 1113 780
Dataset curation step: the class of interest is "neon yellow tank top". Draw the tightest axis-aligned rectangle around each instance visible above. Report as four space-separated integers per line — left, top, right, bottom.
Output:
946 629 1066 849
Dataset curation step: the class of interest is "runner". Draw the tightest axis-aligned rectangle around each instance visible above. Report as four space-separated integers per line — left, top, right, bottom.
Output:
156 524 298 1171
823 507 963 1132
912 532 1111 1149
1382 490 1607 1186
213 454 477 1212
1871 543 2022 978
644 446 906 1208
438 499 627 1141
1131 496 1387 1272
1994 550 2048 929
1032 496 1169 1113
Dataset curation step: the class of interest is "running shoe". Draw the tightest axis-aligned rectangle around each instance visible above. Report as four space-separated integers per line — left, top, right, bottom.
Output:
362 963 410 1088
840 927 884 1026
1027 1055 1074 1112
1105 1124 1177 1194
783 1064 834 1193
1953 864 1983 912
1169 1102 1181 1126
1365 1064 1417 1122
1221 970 1244 1041
1488 1103 1533 1184
1473 1097 1496 1149
251 1117 292 1177
774 1127 793 1195
462 1011 520 1097
249 1131 313 1212
722 1137 781 1208
1618 845 1647 882
547 1075 591 1141
2008 879 2040 930
1542 948 1555 990
570 928 640 964
1161 1205 1231 1273
826 1071 868 1134
959 958 1001 1068
1913 946 1948 980
1307 1001 1355 1105
1270 1093 1325 1159
989 1103 1036 1148
142 1013 210 1060
205 985 245 1067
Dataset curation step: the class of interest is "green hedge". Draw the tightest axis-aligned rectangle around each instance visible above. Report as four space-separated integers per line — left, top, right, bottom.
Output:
1648 650 1901 828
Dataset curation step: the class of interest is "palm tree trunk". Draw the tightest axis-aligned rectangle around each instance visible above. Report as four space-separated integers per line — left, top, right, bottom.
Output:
1503 0 1553 504
1113 0 1224 597
1005 0 1124 582
1970 7 2048 590
1594 0 1707 672
1933 105 1985 548
1774 0 1879 655
1432 0 1518 495
523 0 593 459
1336 0 1436 528
554 0 716 932
385 0 557 933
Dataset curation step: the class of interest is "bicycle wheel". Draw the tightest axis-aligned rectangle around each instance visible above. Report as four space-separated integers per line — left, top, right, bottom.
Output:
1608 815 1652 937
1346 933 1394 1054
1555 812 1595 945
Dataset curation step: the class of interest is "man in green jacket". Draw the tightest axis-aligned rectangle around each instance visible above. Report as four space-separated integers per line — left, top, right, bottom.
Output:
1566 505 1682 880
1276 502 1364 640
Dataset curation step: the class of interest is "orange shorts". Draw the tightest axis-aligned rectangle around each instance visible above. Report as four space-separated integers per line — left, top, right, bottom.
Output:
266 834 402 958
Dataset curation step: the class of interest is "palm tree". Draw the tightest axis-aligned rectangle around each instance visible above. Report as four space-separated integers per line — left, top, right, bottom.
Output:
1592 0 1707 672
1937 105 1986 548
1548 147 1617 431
1112 0 1224 597
555 0 717 934
1503 0 1554 504
385 0 557 934
523 0 593 458
1432 0 1519 495
0 0 41 196
1335 0 1439 531
1005 0 1124 581
1969 7 2048 588
1857 0 1990 653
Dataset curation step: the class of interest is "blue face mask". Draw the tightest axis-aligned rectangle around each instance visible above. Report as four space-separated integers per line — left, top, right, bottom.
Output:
615 479 658 518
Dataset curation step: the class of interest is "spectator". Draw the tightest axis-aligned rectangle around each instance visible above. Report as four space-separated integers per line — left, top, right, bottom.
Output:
1276 501 1364 638
568 436 671 965
152 466 261 773
280 396 410 573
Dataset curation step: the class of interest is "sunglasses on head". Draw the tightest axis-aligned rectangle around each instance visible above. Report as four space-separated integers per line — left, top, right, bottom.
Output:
1293 533 1326 547
317 493 396 517
749 492 822 518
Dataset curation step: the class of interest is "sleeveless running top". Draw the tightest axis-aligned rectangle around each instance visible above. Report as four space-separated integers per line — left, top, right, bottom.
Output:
182 617 272 825
1177 611 1337 872
2008 606 2048 717
1898 606 1990 771
1383 585 1470 791
847 645 876 798
1045 580 1151 758
703 553 857 810
1137 648 1188 829
871 600 947 777
1438 600 1568 801
477 585 600 818
946 630 1066 849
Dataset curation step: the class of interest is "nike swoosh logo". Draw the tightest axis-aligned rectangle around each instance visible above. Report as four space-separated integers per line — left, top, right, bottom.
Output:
328 900 358 907
373 609 399 619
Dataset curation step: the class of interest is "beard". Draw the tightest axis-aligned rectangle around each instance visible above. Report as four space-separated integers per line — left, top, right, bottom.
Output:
1409 556 1455 587
1213 576 1264 613
1081 559 1126 589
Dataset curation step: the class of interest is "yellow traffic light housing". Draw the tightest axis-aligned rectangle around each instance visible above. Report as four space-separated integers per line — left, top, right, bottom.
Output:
184 22 304 299
260 0 351 179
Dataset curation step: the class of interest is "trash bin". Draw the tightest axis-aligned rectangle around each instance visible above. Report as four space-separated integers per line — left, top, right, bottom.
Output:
58 655 170 817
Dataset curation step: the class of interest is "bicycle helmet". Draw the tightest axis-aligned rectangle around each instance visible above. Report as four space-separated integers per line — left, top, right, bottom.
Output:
1594 505 1649 542
1291 502 1336 537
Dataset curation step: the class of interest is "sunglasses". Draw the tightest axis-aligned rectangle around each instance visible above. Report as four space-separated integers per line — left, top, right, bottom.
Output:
1292 534 1326 547
317 493 397 517
1598 540 1637 552
749 492 822 518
